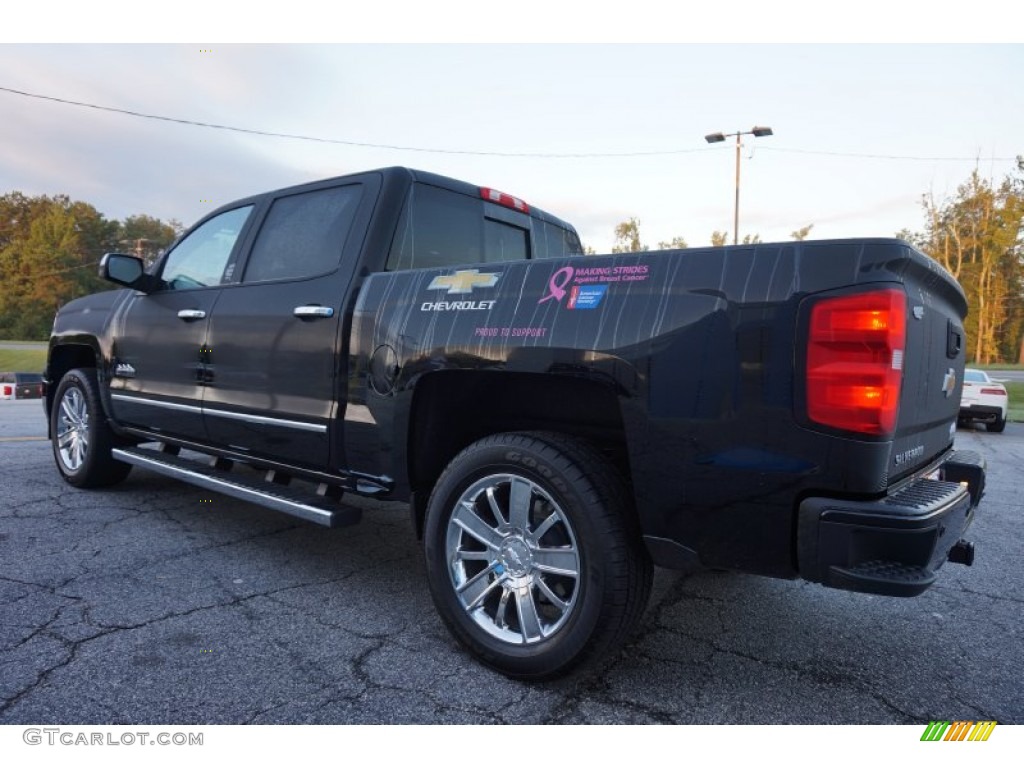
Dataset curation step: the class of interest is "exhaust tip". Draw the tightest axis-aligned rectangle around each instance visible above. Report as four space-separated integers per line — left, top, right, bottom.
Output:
948 539 975 567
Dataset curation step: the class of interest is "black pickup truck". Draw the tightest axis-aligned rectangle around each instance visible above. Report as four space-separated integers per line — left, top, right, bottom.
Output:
44 166 985 679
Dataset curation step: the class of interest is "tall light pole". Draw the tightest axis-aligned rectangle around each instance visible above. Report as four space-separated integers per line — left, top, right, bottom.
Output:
705 126 773 245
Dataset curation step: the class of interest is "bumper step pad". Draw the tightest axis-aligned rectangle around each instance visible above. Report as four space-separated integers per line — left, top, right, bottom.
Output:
830 560 936 597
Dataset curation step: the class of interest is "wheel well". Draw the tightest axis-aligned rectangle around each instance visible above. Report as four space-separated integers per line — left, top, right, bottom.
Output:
407 371 631 536
46 344 98 418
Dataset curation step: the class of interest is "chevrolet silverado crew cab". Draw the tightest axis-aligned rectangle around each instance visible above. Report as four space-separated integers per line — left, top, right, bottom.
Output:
44 166 985 679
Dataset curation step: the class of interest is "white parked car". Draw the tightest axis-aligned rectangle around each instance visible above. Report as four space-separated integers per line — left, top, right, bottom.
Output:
959 368 1008 433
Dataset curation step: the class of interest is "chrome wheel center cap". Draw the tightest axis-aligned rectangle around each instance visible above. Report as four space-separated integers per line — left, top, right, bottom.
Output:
499 537 533 577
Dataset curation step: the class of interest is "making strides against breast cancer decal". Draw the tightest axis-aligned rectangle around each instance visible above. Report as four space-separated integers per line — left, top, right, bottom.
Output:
539 263 650 309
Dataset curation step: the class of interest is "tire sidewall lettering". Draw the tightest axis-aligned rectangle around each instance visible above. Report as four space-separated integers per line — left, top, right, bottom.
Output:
502 450 567 494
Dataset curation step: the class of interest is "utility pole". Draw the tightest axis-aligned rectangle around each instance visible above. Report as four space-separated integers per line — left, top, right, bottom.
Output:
705 126 774 245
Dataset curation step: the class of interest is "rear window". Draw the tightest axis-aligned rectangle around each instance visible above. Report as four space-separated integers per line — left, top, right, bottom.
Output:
386 183 581 271
963 370 988 383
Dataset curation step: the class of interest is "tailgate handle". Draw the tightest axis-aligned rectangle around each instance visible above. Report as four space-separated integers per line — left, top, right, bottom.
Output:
947 321 962 359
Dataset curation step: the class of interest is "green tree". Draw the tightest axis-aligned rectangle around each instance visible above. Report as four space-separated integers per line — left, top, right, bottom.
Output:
67 199 121 298
709 231 762 246
657 236 688 250
0 192 53 251
909 168 1024 364
0 205 82 339
120 214 179 266
0 193 182 340
611 218 647 253
791 224 814 241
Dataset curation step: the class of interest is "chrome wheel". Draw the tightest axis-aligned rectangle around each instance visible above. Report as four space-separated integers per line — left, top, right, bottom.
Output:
56 386 89 472
446 473 581 645
50 368 131 488
426 433 653 678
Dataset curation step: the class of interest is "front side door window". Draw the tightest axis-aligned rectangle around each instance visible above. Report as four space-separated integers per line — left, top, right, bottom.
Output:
160 206 253 290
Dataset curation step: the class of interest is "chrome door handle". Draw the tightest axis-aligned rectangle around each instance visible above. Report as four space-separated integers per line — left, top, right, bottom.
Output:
293 305 335 319
177 309 207 321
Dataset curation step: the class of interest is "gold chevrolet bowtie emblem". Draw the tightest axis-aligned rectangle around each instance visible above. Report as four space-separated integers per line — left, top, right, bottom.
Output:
427 269 502 295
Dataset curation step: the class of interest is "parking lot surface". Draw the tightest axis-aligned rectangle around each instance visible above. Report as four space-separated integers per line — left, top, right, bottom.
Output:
1 398 1021 724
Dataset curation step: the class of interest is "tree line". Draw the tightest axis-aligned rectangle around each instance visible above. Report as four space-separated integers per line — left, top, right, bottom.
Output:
2 163 1022 362
603 220 815 253
898 168 1024 365
602 165 1023 364
0 192 180 339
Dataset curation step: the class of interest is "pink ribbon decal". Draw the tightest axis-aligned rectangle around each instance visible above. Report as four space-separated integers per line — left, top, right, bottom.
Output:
539 266 574 304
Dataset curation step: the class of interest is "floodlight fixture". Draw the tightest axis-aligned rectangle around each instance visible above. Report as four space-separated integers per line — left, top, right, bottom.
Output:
703 125 775 245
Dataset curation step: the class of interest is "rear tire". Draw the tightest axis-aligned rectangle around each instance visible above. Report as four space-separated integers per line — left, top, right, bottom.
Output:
986 415 1006 433
51 368 132 488
423 431 652 680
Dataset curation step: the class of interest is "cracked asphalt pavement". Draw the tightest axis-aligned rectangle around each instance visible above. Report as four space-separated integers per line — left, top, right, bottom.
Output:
1 398 1021 724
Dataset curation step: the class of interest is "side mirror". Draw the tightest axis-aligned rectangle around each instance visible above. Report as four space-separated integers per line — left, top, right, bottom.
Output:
100 253 158 292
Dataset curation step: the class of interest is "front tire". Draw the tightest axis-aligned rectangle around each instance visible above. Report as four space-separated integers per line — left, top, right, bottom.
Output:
423 432 652 680
51 368 132 488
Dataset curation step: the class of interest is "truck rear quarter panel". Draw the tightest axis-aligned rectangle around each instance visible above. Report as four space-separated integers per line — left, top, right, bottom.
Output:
347 239 966 576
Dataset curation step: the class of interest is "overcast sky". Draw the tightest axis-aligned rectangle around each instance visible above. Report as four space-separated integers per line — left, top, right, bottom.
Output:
2 14 1021 252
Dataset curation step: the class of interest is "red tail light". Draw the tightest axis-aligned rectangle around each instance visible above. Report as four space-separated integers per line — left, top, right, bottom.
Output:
980 387 1005 396
806 288 906 435
2 385 11 397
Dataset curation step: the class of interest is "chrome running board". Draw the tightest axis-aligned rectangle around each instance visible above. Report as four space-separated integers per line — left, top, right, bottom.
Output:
112 445 361 528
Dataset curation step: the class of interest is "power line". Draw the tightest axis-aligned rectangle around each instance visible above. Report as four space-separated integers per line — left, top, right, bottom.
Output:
759 146 1017 162
0 84 1018 163
3 260 100 281
0 85 703 159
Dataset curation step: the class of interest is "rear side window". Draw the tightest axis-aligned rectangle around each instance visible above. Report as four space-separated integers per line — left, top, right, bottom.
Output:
244 185 363 283
387 184 532 271
387 185 482 270
534 219 584 259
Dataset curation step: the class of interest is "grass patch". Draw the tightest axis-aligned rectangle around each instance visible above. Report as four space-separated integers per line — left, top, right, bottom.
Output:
974 362 1024 371
1006 381 1024 423
0 349 47 372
